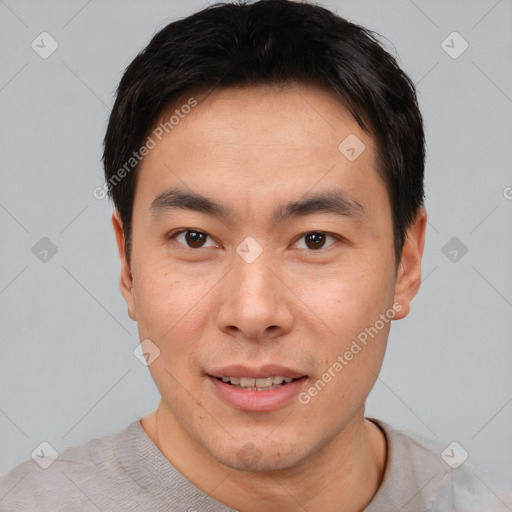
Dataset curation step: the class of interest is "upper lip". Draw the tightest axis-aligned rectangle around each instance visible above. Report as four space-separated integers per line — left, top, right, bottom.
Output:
208 364 306 379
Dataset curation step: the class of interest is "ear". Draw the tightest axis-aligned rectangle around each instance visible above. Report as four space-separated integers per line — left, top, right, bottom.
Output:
112 211 136 321
393 207 427 320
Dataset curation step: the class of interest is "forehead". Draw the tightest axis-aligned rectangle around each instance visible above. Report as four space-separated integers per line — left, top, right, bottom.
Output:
135 84 384 216
155 84 370 156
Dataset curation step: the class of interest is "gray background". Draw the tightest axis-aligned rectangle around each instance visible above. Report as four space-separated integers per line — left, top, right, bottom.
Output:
1 0 511 494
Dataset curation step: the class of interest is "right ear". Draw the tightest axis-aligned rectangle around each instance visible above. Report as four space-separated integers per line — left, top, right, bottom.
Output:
112 211 136 321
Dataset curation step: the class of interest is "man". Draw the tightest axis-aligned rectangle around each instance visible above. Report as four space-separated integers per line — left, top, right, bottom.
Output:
0 1 505 510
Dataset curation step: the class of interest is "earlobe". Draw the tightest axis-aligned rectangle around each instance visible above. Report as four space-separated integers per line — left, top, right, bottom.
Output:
111 211 137 321
393 207 427 321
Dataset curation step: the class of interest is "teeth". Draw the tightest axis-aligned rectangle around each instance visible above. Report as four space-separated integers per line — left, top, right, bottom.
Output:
219 376 297 389
255 377 273 387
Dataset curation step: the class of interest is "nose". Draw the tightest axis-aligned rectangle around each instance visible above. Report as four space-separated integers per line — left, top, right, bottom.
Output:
216 252 295 341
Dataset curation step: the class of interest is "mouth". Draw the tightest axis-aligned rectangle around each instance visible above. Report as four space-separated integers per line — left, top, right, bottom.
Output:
214 375 302 391
207 366 309 412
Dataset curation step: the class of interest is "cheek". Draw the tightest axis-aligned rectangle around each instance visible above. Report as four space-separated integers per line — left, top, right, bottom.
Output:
132 271 212 395
297 261 393 404
304 296 390 417
304 257 395 340
131 262 210 351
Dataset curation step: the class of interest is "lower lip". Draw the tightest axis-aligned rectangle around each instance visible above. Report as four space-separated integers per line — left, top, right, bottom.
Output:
209 376 307 412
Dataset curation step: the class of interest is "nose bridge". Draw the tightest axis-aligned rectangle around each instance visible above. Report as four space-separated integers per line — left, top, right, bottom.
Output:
217 244 294 339
232 246 277 311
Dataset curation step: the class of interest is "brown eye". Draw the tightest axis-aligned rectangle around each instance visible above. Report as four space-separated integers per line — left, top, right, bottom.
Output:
185 231 207 248
172 230 217 249
304 232 326 249
294 232 336 250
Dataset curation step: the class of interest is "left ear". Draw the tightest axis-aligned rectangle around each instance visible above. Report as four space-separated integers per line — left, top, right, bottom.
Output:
393 207 427 320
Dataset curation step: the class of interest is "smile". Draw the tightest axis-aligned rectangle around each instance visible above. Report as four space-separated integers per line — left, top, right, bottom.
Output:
209 374 308 412
217 376 296 391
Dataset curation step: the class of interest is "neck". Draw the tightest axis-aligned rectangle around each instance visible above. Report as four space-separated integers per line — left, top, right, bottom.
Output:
141 403 387 512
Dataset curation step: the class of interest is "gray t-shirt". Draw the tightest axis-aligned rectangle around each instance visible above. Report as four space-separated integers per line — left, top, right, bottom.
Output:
0 417 504 511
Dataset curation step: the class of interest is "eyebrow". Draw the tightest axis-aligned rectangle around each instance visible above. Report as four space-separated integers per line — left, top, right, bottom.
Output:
149 186 365 223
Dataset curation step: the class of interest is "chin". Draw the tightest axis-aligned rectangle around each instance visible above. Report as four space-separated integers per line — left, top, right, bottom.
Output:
209 436 311 474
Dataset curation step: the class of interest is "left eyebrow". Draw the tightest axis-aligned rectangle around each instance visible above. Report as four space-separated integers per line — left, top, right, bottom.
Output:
272 188 365 224
149 186 365 223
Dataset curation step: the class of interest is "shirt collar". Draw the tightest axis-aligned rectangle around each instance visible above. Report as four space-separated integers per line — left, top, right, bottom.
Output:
364 418 452 512
114 417 451 512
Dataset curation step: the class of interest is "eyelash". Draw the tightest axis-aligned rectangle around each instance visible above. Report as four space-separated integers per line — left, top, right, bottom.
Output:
167 229 340 251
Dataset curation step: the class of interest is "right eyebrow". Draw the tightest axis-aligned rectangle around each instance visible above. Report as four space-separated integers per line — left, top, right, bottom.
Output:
149 187 232 219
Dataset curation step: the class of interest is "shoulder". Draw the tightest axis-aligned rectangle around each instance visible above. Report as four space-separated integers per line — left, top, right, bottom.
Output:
369 419 511 512
0 423 133 511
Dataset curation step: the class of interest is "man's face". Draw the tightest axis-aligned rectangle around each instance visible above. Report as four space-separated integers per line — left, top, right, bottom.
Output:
115 84 418 472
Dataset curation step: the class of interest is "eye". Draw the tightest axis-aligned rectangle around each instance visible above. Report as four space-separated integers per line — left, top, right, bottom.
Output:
170 229 219 249
293 232 337 250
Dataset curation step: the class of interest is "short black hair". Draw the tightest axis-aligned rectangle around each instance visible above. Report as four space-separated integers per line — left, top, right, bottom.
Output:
103 0 425 265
